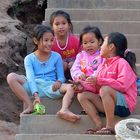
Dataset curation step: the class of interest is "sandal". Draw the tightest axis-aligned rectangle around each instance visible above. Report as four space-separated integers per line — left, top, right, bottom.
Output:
79 110 87 115
84 127 102 134
94 127 115 135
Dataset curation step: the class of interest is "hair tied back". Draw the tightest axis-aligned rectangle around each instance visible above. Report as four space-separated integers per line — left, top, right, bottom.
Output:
124 49 132 57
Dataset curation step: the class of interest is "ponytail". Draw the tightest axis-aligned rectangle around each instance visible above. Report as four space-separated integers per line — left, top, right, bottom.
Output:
124 51 136 74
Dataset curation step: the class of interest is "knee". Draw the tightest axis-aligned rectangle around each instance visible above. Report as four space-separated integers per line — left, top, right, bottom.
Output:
7 72 17 84
99 86 112 98
77 93 86 103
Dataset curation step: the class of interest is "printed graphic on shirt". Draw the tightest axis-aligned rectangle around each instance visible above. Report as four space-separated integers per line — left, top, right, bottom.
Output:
107 71 116 75
93 59 98 64
80 57 100 75
62 49 75 58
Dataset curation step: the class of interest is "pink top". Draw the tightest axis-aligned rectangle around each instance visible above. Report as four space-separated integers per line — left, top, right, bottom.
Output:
52 34 80 62
96 56 137 112
71 50 103 80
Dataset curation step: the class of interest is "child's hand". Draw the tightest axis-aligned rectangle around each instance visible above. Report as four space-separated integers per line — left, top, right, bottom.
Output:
69 80 84 93
33 92 41 105
85 76 97 85
52 81 61 92
78 74 87 80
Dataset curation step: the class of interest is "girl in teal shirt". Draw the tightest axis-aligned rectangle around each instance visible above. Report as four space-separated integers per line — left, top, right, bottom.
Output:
7 25 80 122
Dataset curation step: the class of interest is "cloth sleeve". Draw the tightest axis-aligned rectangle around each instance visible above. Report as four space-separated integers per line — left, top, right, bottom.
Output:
24 56 38 95
97 62 136 93
55 54 66 83
70 53 84 80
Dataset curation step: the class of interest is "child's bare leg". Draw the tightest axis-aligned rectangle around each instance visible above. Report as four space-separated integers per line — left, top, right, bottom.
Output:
57 84 80 122
7 73 33 114
100 86 117 129
78 92 104 129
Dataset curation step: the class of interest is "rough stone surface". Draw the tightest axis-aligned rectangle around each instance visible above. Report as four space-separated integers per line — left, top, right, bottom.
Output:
0 0 46 139
0 0 27 81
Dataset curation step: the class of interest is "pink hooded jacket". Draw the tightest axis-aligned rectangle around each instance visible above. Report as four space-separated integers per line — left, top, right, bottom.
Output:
96 56 137 112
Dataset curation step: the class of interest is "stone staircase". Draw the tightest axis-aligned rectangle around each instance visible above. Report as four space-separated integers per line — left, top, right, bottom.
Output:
15 0 140 140
43 0 140 76
15 97 140 140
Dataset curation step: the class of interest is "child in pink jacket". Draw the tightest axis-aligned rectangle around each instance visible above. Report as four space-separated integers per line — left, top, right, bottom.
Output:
70 26 103 93
77 32 137 135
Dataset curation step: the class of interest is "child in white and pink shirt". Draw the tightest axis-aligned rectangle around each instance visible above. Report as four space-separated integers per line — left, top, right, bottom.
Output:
57 26 103 122
70 26 103 93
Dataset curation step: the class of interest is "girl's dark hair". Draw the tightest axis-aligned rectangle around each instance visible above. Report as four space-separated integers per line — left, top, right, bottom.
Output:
33 24 54 51
79 25 104 46
49 10 73 32
107 32 136 73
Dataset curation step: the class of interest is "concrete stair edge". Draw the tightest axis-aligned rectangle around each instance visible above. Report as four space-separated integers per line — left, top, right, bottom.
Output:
47 0 140 9
42 20 140 34
15 134 116 140
45 9 140 21
19 115 140 134
45 7 140 11
23 96 140 115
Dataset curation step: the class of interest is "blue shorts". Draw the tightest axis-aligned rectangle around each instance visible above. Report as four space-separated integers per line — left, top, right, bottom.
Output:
115 91 130 117
23 79 63 99
99 91 130 117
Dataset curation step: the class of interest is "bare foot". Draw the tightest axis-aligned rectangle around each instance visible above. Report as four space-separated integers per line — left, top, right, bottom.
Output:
57 110 80 122
20 106 34 115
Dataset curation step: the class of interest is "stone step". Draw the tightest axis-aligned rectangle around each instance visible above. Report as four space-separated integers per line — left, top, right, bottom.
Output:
45 8 140 21
107 35 140 50
27 97 83 115
43 19 140 50
47 0 140 9
43 20 140 49
42 20 140 35
21 95 140 134
132 49 140 64
19 114 140 134
71 21 140 34
26 96 140 115
15 134 116 140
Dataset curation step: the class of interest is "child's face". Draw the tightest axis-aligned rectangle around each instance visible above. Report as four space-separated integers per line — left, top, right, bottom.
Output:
100 36 111 58
82 32 101 55
37 32 54 53
52 16 70 37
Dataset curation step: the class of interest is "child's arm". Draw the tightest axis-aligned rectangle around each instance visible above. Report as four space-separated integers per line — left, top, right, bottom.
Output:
52 80 62 92
52 54 65 91
33 92 41 104
97 62 136 93
24 55 38 95
70 53 85 80
55 54 66 83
